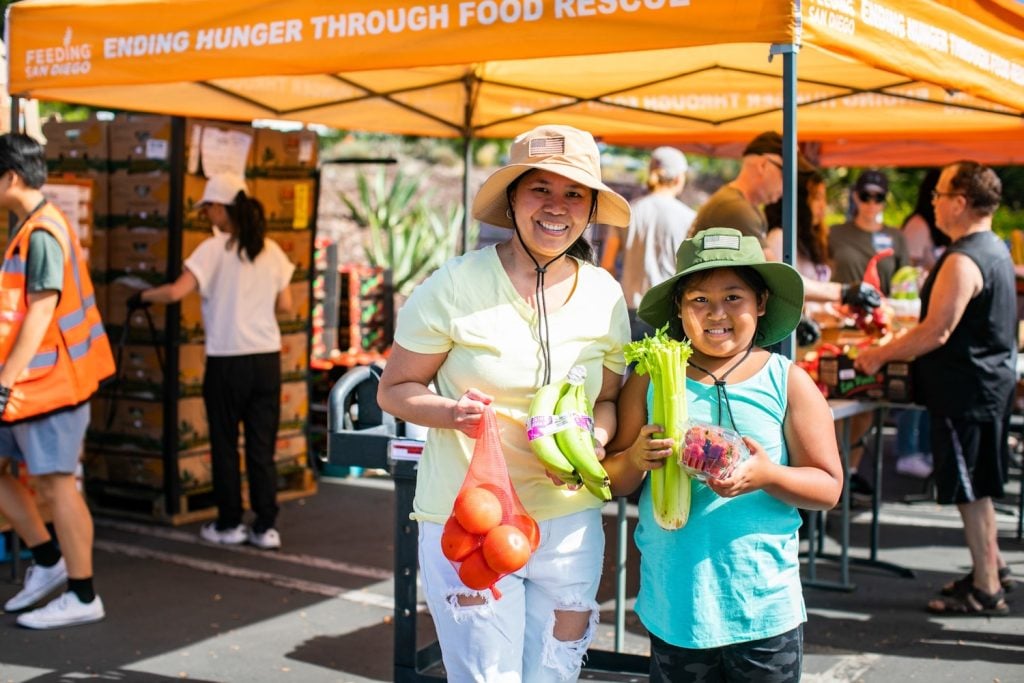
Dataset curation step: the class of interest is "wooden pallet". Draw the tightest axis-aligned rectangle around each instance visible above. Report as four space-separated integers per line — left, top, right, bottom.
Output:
85 467 317 526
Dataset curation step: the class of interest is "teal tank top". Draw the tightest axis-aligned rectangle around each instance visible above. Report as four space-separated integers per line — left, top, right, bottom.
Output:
634 353 805 649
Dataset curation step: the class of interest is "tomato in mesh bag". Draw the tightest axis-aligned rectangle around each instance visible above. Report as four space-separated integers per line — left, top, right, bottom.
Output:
441 407 540 599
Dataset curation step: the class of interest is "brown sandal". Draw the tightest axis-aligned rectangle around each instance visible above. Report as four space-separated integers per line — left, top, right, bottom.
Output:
927 586 1009 616
939 567 1015 596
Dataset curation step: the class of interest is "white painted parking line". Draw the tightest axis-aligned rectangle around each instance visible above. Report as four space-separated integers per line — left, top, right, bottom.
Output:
95 518 392 580
95 539 420 612
803 654 880 682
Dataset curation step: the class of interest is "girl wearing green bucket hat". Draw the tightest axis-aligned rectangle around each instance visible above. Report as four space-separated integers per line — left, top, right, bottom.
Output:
602 228 843 681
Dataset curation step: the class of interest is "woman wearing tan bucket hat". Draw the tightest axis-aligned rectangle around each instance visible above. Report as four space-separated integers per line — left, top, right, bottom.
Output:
602 228 843 681
378 124 631 681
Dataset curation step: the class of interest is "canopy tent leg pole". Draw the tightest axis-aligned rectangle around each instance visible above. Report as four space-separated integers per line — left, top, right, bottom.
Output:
459 74 478 255
461 132 472 255
6 95 22 581
774 42 799 360
162 117 187 517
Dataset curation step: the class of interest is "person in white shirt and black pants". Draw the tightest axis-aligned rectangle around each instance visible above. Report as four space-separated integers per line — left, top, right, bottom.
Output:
132 173 295 549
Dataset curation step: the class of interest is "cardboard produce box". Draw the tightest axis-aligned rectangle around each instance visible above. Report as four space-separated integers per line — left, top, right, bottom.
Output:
274 430 308 461
113 342 205 397
43 116 109 172
109 113 172 172
105 275 204 342
268 229 312 280
109 170 171 228
182 173 212 229
89 227 109 275
46 170 109 226
238 430 308 470
251 128 318 176
278 280 310 334
818 354 913 402
251 178 315 230
107 225 167 276
280 380 308 431
280 332 309 381
43 173 104 240
89 395 208 453
106 223 206 279
84 448 212 492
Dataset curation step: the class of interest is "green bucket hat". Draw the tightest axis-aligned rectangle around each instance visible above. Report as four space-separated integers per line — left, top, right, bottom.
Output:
637 228 804 347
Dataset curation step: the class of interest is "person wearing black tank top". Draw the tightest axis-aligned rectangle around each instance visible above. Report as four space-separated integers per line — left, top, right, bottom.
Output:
856 161 1016 616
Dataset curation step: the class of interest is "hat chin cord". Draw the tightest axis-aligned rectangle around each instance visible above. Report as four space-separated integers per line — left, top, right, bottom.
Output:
687 341 754 430
507 193 597 387
512 224 571 387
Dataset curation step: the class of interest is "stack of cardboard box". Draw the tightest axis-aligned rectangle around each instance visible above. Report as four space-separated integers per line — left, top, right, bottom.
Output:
41 114 317 522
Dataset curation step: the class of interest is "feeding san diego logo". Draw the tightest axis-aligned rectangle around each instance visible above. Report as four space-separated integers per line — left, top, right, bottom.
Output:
24 28 92 79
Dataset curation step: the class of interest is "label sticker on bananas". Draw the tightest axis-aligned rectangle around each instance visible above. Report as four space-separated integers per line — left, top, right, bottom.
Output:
527 412 594 441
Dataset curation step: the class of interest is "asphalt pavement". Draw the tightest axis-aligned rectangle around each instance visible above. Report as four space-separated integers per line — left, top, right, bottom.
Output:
1 446 1022 683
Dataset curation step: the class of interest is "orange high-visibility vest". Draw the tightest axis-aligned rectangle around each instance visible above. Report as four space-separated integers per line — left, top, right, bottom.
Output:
0 201 114 422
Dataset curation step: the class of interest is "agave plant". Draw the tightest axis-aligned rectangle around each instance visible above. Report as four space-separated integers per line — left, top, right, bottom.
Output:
340 169 473 296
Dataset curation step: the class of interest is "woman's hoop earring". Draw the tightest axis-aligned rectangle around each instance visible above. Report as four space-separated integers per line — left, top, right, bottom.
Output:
505 207 513 220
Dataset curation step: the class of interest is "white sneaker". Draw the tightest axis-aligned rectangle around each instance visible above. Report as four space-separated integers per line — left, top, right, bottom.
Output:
248 527 281 550
896 453 934 479
4 558 68 612
199 523 247 545
16 592 104 629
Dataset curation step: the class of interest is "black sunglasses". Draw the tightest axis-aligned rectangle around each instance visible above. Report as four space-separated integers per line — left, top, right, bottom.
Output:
857 190 886 203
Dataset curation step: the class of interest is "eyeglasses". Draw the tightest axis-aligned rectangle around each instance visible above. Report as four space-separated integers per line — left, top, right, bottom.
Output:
931 190 964 200
857 190 886 203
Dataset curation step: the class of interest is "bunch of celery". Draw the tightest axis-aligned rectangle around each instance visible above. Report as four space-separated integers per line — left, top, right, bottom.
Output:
624 326 693 530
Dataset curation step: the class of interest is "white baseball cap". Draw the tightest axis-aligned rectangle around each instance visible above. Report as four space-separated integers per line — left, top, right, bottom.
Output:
650 147 688 179
198 173 249 206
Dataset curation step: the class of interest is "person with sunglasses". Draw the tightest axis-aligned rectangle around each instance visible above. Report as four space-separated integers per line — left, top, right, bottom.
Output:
828 170 910 297
827 170 910 498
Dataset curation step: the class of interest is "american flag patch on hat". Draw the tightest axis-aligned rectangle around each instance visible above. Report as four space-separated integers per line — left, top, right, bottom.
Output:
528 137 565 157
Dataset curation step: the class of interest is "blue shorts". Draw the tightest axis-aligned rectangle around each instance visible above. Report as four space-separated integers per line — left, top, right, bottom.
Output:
0 403 90 475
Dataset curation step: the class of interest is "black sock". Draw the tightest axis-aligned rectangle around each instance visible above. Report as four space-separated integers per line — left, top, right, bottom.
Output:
29 539 61 568
67 577 95 604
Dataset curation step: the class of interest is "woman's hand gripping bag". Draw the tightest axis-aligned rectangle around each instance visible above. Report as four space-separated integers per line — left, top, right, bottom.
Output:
441 407 540 599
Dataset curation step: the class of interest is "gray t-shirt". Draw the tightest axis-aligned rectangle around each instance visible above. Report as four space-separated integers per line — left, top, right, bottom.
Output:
10 220 64 294
689 185 767 245
827 221 909 296
619 193 695 309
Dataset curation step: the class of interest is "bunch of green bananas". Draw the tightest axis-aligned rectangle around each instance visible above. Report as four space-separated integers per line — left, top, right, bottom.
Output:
526 366 612 501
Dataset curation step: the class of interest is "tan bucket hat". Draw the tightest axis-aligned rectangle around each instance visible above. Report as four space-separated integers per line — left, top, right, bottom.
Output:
472 124 631 229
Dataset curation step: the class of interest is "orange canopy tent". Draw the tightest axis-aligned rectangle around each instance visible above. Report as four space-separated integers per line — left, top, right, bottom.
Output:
5 0 1024 166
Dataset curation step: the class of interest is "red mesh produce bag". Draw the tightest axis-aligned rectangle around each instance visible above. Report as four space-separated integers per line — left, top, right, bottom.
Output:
441 407 540 599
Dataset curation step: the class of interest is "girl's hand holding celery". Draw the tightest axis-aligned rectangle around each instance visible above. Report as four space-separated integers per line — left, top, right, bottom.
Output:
627 424 675 472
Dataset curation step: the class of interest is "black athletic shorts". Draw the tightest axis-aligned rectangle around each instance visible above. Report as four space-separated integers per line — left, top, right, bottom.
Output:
930 413 1008 504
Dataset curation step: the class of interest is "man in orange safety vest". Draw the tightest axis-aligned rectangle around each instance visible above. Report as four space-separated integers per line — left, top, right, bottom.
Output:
0 133 114 629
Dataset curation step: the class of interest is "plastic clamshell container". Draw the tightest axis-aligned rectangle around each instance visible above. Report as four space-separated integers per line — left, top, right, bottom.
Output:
679 420 750 482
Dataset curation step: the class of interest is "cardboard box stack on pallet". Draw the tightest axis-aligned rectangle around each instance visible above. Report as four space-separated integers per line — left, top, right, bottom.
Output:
41 114 318 524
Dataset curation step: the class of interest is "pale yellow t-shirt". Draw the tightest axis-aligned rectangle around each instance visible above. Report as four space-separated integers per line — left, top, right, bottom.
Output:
396 245 630 524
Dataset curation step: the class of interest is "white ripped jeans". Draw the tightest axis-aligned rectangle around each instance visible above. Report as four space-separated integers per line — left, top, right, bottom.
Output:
418 507 605 682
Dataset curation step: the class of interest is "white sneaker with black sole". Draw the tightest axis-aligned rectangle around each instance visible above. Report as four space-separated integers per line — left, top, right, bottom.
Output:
199 522 247 545
16 592 105 629
4 558 68 612
248 527 281 550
